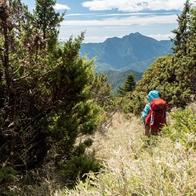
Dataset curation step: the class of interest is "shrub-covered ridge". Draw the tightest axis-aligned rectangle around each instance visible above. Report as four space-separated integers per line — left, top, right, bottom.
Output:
61 108 196 195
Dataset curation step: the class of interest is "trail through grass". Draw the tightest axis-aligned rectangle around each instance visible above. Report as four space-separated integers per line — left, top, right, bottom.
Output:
58 112 196 196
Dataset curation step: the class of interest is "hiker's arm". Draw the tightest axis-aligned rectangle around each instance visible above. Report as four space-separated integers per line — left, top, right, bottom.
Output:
141 103 150 123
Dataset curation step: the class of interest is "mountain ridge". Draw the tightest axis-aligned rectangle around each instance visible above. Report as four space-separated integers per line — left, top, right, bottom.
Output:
80 32 173 73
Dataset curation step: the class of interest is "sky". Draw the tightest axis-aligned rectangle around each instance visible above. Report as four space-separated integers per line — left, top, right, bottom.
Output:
21 0 196 43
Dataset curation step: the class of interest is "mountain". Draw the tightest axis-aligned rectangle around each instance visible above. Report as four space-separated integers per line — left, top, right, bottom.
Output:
80 32 173 73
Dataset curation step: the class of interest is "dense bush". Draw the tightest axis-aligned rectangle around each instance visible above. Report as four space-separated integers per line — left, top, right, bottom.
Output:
0 0 112 194
161 106 196 150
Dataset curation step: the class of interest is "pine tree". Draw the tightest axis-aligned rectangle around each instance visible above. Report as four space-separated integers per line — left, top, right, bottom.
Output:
89 73 113 110
33 0 65 49
167 0 193 107
171 0 191 58
185 5 196 94
117 72 136 97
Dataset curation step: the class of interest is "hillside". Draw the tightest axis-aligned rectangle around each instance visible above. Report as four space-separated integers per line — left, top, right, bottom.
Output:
59 105 196 195
80 32 173 73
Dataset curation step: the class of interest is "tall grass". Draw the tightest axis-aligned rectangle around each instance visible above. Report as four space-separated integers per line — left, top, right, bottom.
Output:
58 109 196 196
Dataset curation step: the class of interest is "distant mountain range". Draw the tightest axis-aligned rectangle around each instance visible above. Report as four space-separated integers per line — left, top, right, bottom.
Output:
80 32 173 73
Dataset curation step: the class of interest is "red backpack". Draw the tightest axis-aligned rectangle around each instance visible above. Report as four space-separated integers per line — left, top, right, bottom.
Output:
145 98 167 130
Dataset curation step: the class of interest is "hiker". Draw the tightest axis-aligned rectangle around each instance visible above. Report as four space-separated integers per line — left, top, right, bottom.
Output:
141 90 167 136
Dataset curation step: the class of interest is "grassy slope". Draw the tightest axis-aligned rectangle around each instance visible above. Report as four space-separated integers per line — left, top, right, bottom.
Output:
58 111 196 196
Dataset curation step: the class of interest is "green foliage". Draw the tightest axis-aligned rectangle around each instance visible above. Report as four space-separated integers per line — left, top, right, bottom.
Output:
2 0 196 194
33 0 65 49
171 0 191 58
0 167 17 183
117 72 136 97
168 0 194 107
56 138 102 188
123 1 196 113
162 107 196 150
137 54 176 101
123 0 196 115
89 73 114 111
0 167 17 195
62 110 196 196
58 154 102 188
102 69 142 93
73 139 94 157
74 101 102 135
122 91 146 115
0 0 103 192
122 55 172 115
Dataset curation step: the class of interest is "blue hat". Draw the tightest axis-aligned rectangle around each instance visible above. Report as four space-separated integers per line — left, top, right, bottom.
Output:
147 90 160 102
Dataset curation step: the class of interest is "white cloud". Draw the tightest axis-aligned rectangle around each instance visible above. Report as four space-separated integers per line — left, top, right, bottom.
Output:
65 12 156 18
78 36 111 43
66 13 95 17
84 33 173 43
82 0 196 12
61 14 177 26
147 33 174 40
59 13 178 43
54 3 70 10
58 0 193 43
59 32 173 43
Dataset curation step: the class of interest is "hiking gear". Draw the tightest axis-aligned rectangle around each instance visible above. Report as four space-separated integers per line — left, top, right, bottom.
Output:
141 90 160 120
145 98 167 130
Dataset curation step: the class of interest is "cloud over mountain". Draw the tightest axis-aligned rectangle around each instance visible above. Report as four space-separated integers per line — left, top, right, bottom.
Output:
82 0 195 12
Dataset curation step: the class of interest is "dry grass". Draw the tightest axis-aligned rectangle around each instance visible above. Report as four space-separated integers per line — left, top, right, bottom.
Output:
56 111 196 196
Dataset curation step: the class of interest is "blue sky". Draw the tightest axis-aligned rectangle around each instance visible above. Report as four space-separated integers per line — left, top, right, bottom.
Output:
21 0 196 43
